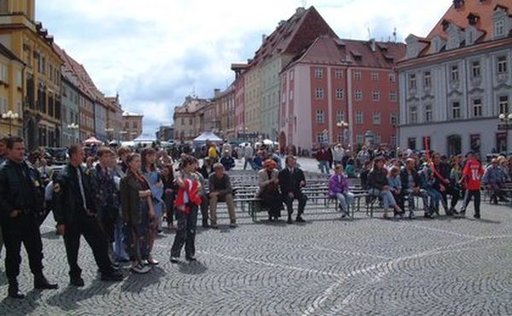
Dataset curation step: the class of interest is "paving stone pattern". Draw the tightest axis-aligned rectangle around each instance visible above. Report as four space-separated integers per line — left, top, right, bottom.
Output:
0 159 511 315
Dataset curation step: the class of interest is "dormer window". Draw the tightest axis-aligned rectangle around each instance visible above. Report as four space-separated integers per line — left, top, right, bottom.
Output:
453 0 464 9
467 13 479 25
494 19 505 37
442 20 450 31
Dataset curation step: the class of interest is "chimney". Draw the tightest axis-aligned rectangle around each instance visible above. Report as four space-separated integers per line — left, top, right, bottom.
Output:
214 88 221 97
262 34 267 44
369 39 376 52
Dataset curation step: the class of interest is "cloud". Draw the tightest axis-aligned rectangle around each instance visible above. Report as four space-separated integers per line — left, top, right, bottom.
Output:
37 0 450 134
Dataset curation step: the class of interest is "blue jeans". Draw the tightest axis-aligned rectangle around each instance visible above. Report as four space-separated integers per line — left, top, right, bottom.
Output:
335 192 354 214
318 161 330 174
368 188 397 210
113 220 129 261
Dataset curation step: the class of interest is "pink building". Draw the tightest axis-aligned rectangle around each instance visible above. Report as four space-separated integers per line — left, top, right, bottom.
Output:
280 35 405 153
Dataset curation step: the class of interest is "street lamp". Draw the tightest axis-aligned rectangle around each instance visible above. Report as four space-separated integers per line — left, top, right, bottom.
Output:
2 110 19 136
499 113 512 152
67 122 79 144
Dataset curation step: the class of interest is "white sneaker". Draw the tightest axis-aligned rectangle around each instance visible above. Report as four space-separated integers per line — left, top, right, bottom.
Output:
131 263 150 274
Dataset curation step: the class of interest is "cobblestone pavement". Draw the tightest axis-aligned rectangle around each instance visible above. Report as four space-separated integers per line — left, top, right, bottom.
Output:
1 163 512 315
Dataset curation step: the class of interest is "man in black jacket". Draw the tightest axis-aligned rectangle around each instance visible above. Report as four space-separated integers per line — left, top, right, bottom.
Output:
0 136 57 299
53 144 123 286
279 155 307 224
400 158 428 219
432 153 460 215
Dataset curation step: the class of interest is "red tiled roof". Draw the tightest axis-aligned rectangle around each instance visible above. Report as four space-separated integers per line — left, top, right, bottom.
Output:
289 35 406 69
248 6 337 68
426 0 510 43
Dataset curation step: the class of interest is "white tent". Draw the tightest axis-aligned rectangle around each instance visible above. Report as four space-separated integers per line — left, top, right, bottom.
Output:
193 131 222 143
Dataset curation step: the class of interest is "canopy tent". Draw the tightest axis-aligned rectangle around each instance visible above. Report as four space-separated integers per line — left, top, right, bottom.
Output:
133 134 156 142
193 131 222 143
83 136 103 146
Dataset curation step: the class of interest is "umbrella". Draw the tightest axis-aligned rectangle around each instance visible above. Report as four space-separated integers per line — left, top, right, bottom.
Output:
83 136 103 145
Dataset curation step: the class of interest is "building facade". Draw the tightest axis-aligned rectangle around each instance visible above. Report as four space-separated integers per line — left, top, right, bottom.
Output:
105 94 123 141
212 85 235 140
0 43 24 138
280 36 405 152
172 96 210 142
398 0 512 156
122 111 143 141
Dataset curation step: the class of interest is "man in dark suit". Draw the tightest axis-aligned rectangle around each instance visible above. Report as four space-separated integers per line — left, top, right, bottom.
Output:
53 144 123 286
278 155 307 224
0 136 57 299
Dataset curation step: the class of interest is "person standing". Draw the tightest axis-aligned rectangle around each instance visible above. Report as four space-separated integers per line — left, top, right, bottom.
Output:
0 136 57 299
0 136 8 260
243 144 254 170
53 144 123 286
460 152 484 219
171 156 202 263
120 153 154 274
279 155 308 224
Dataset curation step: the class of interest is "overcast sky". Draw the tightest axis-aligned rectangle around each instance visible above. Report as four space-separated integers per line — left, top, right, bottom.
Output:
37 0 451 134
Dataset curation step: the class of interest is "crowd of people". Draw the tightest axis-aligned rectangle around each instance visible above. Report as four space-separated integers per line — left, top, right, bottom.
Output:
0 135 510 299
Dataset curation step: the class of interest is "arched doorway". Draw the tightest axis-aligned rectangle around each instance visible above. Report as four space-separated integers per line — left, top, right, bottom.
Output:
279 131 287 154
447 134 461 156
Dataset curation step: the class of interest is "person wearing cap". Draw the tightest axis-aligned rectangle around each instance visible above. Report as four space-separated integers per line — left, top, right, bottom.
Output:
279 155 307 223
257 159 283 221
459 151 484 218
208 163 237 228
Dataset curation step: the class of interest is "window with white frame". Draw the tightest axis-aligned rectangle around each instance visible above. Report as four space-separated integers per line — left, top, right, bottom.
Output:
409 74 416 89
374 134 381 144
316 110 324 123
282 92 286 103
336 111 345 123
355 111 363 124
0 63 7 82
388 73 396 82
372 112 381 125
372 91 380 101
0 96 6 114
289 90 294 101
495 19 505 38
335 69 343 79
452 101 461 119
16 70 22 87
335 89 344 100
451 65 459 81
472 99 482 117
315 88 324 99
355 90 363 101
499 96 508 115
317 132 327 143
409 106 417 123
497 56 508 74
390 113 398 126
371 72 379 81
354 71 362 81
471 61 481 78
389 91 397 102
425 104 433 122
356 134 364 144
424 71 432 88
314 68 324 79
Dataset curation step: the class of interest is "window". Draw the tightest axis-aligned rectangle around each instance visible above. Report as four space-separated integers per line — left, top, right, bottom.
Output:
499 96 508 114
353 71 361 81
372 112 381 125
315 88 324 99
388 73 396 82
132 122 138 129
372 91 380 101
389 91 397 102
356 134 365 145
289 70 294 80
317 132 327 143
355 111 363 124
335 89 344 100
336 111 345 123
0 63 7 82
495 19 505 37
422 136 431 151
472 99 482 117
314 68 324 79
452 101 461 119
355 90 363 101
409 106 417 123
316 110 324 124
390 113 398 126
289 90 294 101
335 69 343 79
371 72 379 81
16 70 22 87
424 71 432 88
409 74 416 89
189 117 192 125
425 105 433 122
497 56 508 74
451 65 459 81
471 61 481 78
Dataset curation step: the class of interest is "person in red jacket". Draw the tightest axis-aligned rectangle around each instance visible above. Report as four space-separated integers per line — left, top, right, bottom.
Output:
459 151 484 219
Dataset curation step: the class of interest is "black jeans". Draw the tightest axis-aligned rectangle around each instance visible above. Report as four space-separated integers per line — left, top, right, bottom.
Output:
171 204 198 258
63 213 112 278
283 192 307 218
440 185 460 211
1 214 44 282
461 190 481 215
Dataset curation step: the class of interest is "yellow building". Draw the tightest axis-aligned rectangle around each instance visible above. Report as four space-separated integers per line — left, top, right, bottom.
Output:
0 43 23 137
0 0 63 150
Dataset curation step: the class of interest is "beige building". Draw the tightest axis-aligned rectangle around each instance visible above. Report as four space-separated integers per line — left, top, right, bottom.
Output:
122 111 143 141
173 96 211 142
212 85 235 140
105 94 123 141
